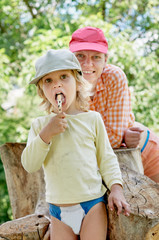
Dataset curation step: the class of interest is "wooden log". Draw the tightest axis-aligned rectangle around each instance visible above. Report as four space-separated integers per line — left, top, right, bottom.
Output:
0 214 50 240
114 147 144 174
0 143 50 239
0 142 49 219
107 164 159 240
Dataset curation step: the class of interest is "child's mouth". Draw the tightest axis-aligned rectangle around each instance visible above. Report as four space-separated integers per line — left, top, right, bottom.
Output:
55 93 65 104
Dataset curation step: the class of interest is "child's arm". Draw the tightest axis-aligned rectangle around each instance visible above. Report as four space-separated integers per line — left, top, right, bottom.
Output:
21 113 67 173
108 184 130 216
95 113 130 216
95 113 123 189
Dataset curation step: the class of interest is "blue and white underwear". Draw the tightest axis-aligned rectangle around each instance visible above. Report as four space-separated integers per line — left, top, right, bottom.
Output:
49 195 106 235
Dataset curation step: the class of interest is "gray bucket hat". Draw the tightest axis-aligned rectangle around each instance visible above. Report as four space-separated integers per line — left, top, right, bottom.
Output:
30 49 82 85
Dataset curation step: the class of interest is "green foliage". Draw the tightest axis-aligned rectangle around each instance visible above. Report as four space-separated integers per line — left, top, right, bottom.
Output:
0 0 159 223
0 163 12 224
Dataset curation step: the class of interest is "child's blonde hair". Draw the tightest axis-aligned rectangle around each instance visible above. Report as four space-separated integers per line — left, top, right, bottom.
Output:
37 70 91 114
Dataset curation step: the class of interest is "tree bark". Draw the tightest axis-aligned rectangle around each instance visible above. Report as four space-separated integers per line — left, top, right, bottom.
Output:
0 142 49 219
0 214 50 240
114 147 144 174
107 164 159 240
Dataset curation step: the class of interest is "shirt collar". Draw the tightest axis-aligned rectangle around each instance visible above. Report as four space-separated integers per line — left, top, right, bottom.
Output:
96 70 105 92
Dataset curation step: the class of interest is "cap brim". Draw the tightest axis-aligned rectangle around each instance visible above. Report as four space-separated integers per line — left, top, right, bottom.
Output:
29 67 82 85
29 73 47 85
69 42 108 54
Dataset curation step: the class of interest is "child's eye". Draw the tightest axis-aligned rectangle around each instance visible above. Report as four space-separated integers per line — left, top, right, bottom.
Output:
60 74 67 80
45 78 52 83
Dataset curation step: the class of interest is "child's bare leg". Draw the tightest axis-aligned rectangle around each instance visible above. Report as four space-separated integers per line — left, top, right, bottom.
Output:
50 216 78 240
80 202 107 240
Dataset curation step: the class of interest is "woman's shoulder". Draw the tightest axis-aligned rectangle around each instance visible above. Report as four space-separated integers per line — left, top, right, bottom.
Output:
103 64 123 72
103 64 126 78
102 64 127 85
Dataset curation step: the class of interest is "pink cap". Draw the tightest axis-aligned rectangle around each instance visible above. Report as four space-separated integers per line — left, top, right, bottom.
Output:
69 27 108 54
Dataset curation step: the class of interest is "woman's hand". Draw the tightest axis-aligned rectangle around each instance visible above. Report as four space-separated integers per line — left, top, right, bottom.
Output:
124 127 143 148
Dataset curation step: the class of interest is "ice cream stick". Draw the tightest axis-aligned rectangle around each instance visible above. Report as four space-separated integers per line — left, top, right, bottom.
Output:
57 94 62 113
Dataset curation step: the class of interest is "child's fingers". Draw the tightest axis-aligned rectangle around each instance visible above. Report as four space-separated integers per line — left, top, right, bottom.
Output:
58 119 67 127
108 195 114 211
62 121 68 130
108 195 123 213
117 201 130 216
109 199 122 215
116 202 123 215
57 112 66 119
122 202 131 216
108 205 114 212
108 196 130 216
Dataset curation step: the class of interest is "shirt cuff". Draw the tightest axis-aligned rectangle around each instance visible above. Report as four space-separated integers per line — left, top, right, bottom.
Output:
37 134 52 149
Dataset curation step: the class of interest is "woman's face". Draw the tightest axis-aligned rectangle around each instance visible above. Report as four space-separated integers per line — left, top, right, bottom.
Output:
75 50 107 88
42 70 77 114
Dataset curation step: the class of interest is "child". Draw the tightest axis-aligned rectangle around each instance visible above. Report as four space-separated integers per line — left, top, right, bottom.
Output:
21 49 130 240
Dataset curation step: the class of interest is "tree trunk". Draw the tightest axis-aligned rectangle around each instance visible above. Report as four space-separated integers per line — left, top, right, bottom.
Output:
107 163 159 240
0 142 49 219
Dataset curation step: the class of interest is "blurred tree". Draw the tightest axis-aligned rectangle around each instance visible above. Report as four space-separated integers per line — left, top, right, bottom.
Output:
0 0 158 223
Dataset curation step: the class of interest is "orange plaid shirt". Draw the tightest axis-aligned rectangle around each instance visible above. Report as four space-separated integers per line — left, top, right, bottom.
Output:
89 64 135 148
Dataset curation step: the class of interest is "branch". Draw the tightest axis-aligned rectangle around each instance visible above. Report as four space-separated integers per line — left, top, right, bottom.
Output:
23 0 36 18
0 22 6 34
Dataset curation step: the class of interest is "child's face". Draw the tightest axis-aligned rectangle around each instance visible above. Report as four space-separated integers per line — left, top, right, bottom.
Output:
42 70 77 114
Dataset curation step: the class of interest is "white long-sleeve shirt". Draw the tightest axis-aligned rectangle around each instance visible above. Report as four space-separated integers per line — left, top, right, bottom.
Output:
21 111 123 204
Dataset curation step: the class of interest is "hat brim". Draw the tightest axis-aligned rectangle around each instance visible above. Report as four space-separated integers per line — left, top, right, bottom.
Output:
70 42 108 54
30 67 82 85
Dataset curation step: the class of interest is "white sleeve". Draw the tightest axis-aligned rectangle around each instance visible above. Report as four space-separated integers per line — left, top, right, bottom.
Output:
95 113 123 190
21 120 51 173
